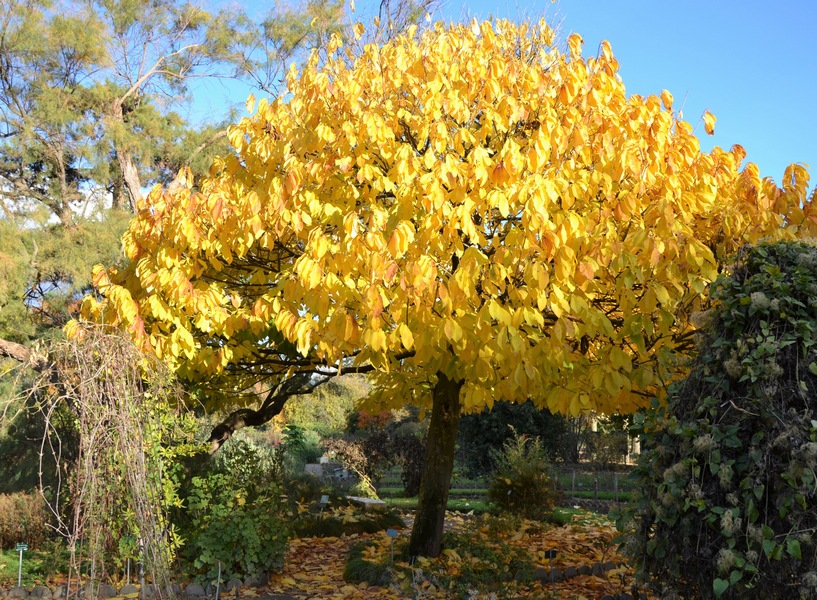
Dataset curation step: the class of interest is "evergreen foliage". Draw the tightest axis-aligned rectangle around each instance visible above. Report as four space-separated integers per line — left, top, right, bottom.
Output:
456 401 567 477
621 241 817 599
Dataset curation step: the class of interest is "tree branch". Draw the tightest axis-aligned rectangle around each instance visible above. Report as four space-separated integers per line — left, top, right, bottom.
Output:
207 350 416 452
0 337 48 371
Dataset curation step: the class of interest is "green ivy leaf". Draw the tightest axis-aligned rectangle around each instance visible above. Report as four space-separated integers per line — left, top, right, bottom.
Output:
713 578 729 597
762 538 775 558
729 569 743 584
787 538 802 560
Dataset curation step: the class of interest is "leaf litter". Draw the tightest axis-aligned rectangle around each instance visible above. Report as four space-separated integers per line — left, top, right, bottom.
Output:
259 510 657 599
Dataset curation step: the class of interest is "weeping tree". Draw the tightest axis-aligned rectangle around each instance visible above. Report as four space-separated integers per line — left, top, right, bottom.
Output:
27 327 198 595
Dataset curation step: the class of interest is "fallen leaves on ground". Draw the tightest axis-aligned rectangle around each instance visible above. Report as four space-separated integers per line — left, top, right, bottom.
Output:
266 534 403 599
261 510 656 599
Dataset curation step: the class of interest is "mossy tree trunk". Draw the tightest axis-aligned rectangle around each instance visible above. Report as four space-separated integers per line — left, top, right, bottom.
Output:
408 371 463 558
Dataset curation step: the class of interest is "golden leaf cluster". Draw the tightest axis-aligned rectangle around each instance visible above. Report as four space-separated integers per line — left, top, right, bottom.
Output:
75 20 817 415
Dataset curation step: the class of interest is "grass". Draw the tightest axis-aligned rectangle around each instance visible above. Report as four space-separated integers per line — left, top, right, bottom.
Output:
383 499 583 527
568 490 633 502
0 544 69 588
384 497 492 514
555 469 636 493
380 466 637 499
378 486 487 498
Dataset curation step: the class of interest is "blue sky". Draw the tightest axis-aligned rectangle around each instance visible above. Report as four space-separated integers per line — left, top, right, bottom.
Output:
198 0 816 189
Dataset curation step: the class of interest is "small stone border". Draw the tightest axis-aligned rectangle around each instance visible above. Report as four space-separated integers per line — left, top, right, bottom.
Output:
521 560 647 599
568 498 624 514
0 576 270 600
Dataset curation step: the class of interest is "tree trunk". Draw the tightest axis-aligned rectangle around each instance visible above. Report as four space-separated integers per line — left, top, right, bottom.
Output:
117 148 142 211
108 99 142 212
408 371 463 558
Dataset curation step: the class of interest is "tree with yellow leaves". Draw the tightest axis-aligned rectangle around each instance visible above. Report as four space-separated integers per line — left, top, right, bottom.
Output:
75 20 816 557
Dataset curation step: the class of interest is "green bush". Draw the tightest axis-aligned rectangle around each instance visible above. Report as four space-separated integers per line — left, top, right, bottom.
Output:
179 434 290 583
487 430 561 520
620 242 817 599
456 401 567 478
0 492 48 549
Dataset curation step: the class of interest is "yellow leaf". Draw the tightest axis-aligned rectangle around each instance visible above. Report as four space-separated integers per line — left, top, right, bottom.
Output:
703 109 716 135
398 323 414 350
660 89 673 110
567 32 583 58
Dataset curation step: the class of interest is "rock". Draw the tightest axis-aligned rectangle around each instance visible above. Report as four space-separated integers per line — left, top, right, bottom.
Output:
8 588 28 599
97 584 117 598
345 496 386 512
577 565 592 576
530 567 562 582
304 464 323 476
29 588 51 599
224 579 242 592
563 566 578 579
616 594 633 600
118 585 139 597
51 586 68 599
603 561 617 572
242 575 266 588
601 596 615 600
184 584 206 597
137 585 153 599
591 563 604 577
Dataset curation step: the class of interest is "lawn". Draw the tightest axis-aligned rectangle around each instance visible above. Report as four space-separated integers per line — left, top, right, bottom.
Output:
0 545 69 588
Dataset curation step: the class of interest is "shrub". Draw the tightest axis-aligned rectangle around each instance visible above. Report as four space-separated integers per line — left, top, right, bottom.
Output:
0 492 48 549
325 429 425 496
620 242 817 599
179 434 290 583
283 376 368 436
487 430 561 520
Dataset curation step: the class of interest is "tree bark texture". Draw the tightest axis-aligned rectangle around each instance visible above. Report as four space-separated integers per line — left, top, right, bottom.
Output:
0 337 32 363
108 99 142 212
408 371 463 558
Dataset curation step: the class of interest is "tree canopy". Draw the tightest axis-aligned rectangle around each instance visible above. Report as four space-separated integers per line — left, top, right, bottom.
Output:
81 19 816 416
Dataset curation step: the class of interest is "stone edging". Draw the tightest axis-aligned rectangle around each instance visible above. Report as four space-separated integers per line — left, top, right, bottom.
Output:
0 576 268 600
522 560 647 599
